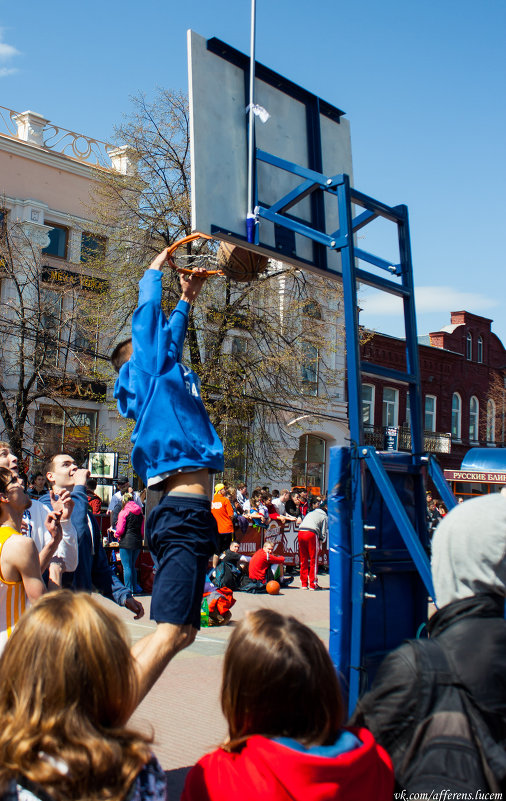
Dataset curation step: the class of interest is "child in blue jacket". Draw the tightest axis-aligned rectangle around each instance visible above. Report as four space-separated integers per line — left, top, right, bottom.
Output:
111 248 223 637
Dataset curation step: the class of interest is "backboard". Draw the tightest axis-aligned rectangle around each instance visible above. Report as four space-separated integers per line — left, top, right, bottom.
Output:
188 31 353 275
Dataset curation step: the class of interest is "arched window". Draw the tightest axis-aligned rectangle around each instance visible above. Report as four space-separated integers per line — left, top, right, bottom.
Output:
487 399 496 443
477 336 483 363
291 434 327 492
451 393 461 440
469 396 479 442
362 384 375 427
466 332 472 360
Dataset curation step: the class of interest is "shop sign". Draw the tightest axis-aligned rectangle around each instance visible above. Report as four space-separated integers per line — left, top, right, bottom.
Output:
41 375 106 402
444 470 506 484
42 266 108 294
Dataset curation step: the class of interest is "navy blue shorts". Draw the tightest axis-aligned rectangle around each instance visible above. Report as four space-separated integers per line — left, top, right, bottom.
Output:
146 494 218 629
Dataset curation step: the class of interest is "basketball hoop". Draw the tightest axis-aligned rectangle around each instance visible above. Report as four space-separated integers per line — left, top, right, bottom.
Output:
166 232 269 283
166 232 223 278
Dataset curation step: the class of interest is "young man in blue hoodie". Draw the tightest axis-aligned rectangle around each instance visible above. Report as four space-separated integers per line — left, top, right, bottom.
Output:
111 248 223 637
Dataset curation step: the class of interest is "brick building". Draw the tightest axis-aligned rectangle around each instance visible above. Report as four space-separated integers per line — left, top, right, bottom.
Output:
360 311 505 470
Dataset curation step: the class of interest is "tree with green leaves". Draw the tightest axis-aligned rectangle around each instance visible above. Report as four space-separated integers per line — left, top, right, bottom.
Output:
87 89 345 482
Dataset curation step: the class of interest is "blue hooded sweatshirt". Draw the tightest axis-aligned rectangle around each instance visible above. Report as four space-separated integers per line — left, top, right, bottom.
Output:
114 269 224 486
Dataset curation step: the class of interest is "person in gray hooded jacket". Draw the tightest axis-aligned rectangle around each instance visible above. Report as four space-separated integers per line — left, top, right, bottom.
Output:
351 489 506 791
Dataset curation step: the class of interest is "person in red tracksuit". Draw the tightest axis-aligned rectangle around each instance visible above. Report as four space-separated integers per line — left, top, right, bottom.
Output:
182 609 394 801
298 503 328 591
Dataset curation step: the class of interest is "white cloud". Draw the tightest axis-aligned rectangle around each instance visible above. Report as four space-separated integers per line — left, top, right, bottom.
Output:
360 285 499 316
0 42 19 61
0 30 20 76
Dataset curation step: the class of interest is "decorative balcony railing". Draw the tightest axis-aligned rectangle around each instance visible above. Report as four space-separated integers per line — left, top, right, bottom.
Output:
0 105 114 168
364 425 452 454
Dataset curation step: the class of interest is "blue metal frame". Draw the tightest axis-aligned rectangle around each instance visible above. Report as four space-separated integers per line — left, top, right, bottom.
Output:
250 147 453 711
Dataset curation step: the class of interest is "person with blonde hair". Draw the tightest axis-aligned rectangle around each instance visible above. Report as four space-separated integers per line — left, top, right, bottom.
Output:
0 589 194 800
182 609 393 801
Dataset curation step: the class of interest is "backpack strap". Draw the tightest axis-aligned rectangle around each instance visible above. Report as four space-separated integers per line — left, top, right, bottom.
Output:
409 637 506 792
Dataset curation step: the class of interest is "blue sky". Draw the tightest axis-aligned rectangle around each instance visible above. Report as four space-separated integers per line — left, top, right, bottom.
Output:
1 0 505 343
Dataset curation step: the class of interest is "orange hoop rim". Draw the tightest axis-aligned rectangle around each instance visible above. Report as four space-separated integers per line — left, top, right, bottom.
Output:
166 232 223 276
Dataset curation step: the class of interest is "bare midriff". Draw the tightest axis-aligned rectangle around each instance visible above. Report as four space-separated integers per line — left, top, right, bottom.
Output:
162 468 211 498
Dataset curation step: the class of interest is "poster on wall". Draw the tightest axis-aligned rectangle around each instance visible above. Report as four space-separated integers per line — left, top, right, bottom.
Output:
88 452 117 478
94 484 113 507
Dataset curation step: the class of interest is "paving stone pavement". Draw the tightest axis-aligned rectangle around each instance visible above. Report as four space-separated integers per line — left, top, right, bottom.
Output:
103 572 331 799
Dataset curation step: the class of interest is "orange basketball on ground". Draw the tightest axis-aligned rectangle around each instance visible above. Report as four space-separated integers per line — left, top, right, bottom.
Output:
266 580 280 595
217 241 269 282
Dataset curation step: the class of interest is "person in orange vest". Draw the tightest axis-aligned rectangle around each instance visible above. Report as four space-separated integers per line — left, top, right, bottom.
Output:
211 483 235 566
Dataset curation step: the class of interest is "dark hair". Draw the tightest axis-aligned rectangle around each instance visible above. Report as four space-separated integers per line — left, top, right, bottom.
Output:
44 454 59 477
86 477 98 491
221 609 344 751
31 472 44 482
110 338 133 373
0 467 12 494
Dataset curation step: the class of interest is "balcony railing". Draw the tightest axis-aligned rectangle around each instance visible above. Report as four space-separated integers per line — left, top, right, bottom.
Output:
0 105 114 168
364 425 451 454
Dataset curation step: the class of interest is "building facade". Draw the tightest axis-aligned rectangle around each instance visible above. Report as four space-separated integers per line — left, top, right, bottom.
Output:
0 106 128 472
361 311 505 471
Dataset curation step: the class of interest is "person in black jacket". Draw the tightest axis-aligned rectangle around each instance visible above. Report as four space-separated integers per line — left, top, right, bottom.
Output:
351 489 506 790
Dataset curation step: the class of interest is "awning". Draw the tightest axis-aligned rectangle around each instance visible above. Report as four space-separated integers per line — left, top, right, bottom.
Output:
461 448 506 472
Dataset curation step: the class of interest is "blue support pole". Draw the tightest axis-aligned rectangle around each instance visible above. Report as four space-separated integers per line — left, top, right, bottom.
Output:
336 175 367 709
428 455 458 511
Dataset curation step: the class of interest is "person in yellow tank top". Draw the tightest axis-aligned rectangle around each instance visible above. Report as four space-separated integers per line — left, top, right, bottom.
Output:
0 467 62 652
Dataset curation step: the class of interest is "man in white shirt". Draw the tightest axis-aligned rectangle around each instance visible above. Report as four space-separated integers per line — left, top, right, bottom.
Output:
0 442 77 587
272 490 297 521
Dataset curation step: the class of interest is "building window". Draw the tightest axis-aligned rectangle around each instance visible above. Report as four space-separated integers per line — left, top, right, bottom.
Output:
42 223 69 260
451 393 462 440
292 434 327 493
424 395 436 432
302 299 322 320
466 332 472 361
469 396 479 442
362 384 375 427
487 399 496 443
301 343 319 396
34 405 97 461
231 336 248 356
405 393 411 426
39 289 63 366
477 336 483 364
382 387 399 427
80 232 107 263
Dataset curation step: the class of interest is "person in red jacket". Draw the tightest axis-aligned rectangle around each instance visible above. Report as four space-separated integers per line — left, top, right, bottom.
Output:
182 609 394 801
248 540 292 588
